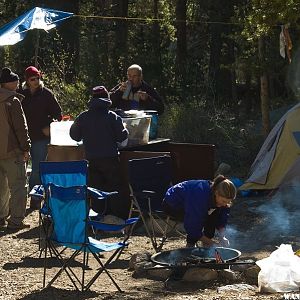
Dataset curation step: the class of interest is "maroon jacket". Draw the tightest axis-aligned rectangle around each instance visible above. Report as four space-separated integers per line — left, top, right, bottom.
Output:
21 84 62 142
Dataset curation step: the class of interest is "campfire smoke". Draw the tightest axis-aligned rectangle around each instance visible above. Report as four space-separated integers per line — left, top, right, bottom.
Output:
228 184 300 251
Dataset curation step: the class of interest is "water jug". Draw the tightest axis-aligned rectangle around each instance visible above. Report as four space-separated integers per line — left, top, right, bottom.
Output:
50 121 78 146
122 82 132 99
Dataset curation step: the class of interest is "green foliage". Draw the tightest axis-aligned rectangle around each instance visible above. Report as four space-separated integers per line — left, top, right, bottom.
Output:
1 0 300 175
159 100 263 175
56 82 88 118
243 0 300 39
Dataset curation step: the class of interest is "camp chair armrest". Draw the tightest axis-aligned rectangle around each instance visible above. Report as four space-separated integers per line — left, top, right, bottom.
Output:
133 190 158 212
125 217 139 225
142 190 156 195
88 217 139 232
29 185 45 198
88 221 124 232
134 190 156 199
88 187 118 201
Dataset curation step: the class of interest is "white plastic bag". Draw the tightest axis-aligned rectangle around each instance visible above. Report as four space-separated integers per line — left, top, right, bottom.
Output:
256 244 300 292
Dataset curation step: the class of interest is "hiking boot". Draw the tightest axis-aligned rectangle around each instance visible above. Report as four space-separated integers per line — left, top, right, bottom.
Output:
0 218 7 227
7 222 30 230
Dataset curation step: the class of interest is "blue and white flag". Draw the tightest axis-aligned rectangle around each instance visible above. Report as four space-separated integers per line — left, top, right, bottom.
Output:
0 7 73 46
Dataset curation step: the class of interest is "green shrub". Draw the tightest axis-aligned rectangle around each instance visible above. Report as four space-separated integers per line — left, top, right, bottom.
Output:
159 100 263 177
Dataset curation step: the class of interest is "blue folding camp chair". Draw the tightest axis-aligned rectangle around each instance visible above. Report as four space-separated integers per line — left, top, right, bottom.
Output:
43 183 125 291
29 160 138 258
128 155 184 252
30 160 101 253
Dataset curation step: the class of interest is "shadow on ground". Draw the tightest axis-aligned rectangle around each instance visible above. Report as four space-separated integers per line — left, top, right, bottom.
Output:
18 287 100 300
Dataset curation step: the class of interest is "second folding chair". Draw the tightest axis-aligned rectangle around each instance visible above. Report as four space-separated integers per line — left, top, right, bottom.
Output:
128 155 184 252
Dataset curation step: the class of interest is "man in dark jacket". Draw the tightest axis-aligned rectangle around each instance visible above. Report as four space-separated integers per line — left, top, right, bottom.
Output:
21 66 62 209
70 86 129 218
0 67 31 230
110 64 164 115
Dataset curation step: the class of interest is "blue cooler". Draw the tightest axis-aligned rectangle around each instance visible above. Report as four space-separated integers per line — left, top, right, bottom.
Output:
144 110 158 140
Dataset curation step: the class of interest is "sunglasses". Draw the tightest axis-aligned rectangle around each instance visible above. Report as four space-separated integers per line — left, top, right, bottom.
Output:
29 77 40 82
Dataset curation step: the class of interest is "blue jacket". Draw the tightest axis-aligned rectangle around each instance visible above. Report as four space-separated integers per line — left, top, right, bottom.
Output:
70 97 128 159
164 180 229 240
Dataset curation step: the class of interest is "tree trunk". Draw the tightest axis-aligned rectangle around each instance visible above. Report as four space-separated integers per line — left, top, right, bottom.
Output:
175 0 187 83
208 0 235 104
113 0 129 74
208 19 222 102
258 36 270 137
152 0 163 91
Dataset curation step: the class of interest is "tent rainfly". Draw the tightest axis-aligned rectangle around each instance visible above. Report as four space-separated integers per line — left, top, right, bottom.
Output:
240 102 300 191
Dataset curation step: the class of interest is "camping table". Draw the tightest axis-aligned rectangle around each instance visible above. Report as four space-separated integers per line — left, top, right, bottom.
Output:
47 138 170 162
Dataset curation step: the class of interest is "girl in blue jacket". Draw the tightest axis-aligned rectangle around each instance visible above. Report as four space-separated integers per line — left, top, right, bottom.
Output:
162 175 236 247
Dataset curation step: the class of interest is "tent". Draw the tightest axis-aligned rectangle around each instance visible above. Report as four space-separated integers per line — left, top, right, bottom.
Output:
240 102 300 190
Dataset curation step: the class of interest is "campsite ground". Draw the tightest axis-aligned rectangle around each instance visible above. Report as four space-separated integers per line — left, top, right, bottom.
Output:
0 194 298 300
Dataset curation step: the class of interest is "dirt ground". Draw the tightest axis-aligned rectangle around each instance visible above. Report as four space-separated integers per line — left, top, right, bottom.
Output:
0 194 299 300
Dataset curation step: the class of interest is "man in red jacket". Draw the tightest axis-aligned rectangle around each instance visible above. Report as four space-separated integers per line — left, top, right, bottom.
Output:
21 66 62 209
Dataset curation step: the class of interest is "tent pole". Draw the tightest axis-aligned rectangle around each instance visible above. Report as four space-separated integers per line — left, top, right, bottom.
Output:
34 30 40 67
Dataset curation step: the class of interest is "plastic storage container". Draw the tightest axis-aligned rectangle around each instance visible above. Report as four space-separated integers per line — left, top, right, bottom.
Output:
122 116 151 147
50 121 79 146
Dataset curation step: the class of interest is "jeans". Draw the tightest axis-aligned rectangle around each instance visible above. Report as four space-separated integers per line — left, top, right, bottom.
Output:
29 139 49 190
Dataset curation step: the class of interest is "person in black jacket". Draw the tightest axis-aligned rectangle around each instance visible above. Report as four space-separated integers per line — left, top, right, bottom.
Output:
70 86 129 218
21 66 62 209
110 64 164 115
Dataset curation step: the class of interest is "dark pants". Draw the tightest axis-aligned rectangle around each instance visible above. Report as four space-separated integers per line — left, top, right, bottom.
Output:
161 200 184 221
88 157 129 219
162 200 220 245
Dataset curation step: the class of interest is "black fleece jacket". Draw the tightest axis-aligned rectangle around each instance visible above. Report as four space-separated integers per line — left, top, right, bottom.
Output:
70 97 128 159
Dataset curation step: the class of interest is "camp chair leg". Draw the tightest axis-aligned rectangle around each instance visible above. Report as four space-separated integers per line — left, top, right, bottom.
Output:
43 241 48 288
45 248 82 290
147 209 167 252
85 249 123 292
81 250 88 291
131 196 169 252
44 241 87 290
55 247 86 289
139 211 158 251
148 213 183 252
39 214 54 258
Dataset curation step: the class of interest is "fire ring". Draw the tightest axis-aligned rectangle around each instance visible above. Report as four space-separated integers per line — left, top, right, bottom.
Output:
151 247 242 268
